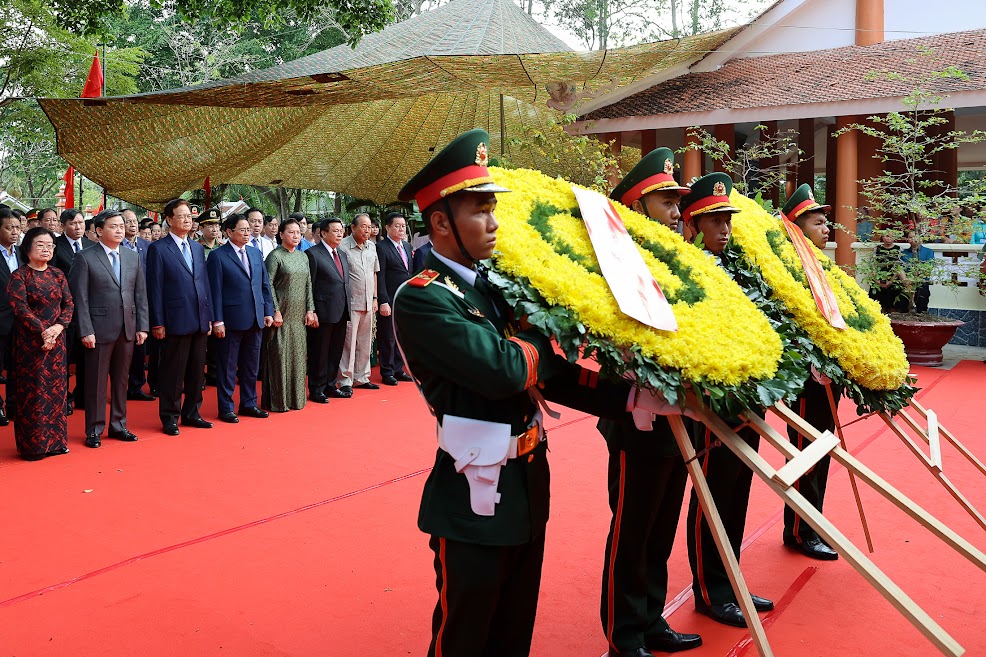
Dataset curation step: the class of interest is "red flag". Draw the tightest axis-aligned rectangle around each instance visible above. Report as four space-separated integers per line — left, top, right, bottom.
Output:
94 203 104 215
81 50 104 98
63 166 75 209
204 176 211 207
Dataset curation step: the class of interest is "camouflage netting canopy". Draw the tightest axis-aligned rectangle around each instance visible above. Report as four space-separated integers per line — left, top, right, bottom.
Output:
39 0 738 210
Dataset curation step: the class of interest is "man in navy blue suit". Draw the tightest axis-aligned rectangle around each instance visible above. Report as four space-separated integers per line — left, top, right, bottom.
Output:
207 214 274 423
146 198 214 436
121 208 155 402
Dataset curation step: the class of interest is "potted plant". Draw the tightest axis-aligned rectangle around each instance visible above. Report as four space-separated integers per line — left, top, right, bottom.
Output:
837 53 986 366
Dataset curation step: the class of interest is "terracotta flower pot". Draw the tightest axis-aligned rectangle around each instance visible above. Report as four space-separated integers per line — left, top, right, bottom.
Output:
889 317 964 367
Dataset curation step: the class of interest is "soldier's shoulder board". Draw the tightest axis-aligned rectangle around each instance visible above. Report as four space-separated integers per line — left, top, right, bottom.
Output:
408 269 441 287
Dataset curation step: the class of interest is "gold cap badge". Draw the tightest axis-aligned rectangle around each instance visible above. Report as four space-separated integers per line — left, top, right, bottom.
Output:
807 189 815 201
664 158 674 175
713 181 726 197
475 142 489 167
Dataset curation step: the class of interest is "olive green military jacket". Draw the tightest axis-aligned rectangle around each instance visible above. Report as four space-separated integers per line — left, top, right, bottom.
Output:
394 251 630 546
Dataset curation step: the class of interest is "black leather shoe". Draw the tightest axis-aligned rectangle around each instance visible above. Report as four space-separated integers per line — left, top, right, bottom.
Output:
127 390 155 402
0 407 8 426
85 434 101 448
327 387 352 398
163 423 180 436
65 403 74 416
784 535 839 561
219 411 239 423
354 382 379 390
395 371 414 382
646 628 703 653
108 430 138 442
309 393 329 404
607 649 653 657
46 446 70 457
694 599 746 628
181 416 214 429
238 406 269 418
750 594 774 612
338 385 354 396
381 375 398 386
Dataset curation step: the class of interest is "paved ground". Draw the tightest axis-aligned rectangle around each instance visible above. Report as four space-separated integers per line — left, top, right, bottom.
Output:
941 343 986 369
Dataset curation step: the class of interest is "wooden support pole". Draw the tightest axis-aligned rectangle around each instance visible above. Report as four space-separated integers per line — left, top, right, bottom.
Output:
728 408 967 657
761 121 780 207
713 124 735 176
797 118 815 187
879 412 986 532
640 129 657 156
770 403 986 574
824 383 874 552
835 115 859 267
683 128 702 184
667 415 774 657
909 400 986 477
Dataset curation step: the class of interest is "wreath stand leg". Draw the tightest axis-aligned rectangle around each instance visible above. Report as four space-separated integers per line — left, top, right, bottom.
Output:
876 408 986 533
908 399 986 477
666 415 774 657
824 382 875 552
683 401 973 657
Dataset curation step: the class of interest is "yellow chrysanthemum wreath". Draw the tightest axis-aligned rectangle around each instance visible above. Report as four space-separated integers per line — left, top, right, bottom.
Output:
729 192 910 391
486 166 795 414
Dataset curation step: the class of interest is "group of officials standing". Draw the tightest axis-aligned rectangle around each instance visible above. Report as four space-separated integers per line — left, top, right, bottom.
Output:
391 130 844 657
5 197 423 458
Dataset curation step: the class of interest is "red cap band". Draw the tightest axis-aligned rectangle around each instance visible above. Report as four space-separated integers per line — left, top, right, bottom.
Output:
682 195 731 223
620 173 682 206
415 164 493 210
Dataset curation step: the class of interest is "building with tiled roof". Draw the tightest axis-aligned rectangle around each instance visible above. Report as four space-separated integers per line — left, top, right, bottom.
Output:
571 0 986 267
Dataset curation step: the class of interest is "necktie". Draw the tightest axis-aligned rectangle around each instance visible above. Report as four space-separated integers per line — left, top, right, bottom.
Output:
110 251 120 283
332 249 344 278
181 240 193 271
252 237 260 250
73 240 80 253
240 247 251 279
397 242 408 269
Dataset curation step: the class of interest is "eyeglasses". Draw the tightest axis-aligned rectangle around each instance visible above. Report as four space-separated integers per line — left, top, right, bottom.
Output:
229 228 251 234
33 243 55 251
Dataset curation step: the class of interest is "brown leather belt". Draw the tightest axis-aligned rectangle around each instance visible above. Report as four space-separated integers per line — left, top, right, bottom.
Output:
516 422 543 457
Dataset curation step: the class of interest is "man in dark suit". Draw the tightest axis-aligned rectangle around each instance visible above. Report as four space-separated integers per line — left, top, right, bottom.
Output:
121 208 155 402
307 217 350 403
207 214 274 423
146 198 214 436
0 208 21 425
69 210 149 448
411 239 432 272
376 211 413 386
53 208 97 413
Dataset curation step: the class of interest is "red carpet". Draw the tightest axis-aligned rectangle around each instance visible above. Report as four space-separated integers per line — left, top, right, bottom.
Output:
0 361 984 656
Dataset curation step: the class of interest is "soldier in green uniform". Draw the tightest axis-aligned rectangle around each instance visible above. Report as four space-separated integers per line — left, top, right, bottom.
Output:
680 173 774 628
198 208 223 258
779 184 839 561
599 148 702 657
394 129 682 657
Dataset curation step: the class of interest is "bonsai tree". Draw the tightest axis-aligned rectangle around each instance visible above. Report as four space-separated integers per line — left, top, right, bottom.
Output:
836 51 986 314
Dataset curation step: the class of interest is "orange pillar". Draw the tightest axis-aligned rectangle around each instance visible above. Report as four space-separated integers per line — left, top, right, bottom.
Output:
856 0 884 46
683 128 702 184
713 124 735 175
605 132 624 189
835 116 859 267
640 129 657 156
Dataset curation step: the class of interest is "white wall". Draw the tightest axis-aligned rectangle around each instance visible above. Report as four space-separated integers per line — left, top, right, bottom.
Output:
885 0 986 40
738 0 985 60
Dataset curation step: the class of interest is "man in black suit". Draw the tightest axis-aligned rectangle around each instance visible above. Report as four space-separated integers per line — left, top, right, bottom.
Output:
121 209 155 402
69 210 149 448
207 215 274 423
53 208 97 413
145 199 214 436
376 211 413 386
307 217 350 403
0 208 21 425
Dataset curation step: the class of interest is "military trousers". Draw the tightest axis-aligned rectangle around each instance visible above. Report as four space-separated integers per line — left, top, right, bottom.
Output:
784 379 841 543
686 417 761 606
427 534 544 657
600 431 689 652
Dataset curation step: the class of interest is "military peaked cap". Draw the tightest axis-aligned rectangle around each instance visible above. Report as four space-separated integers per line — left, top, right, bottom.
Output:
198 207 221 224
679 172 740 224
782 183 830 221
610 147 690 206
398 129 510 210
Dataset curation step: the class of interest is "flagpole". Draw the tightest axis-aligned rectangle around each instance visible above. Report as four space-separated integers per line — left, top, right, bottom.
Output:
99 43 108 210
